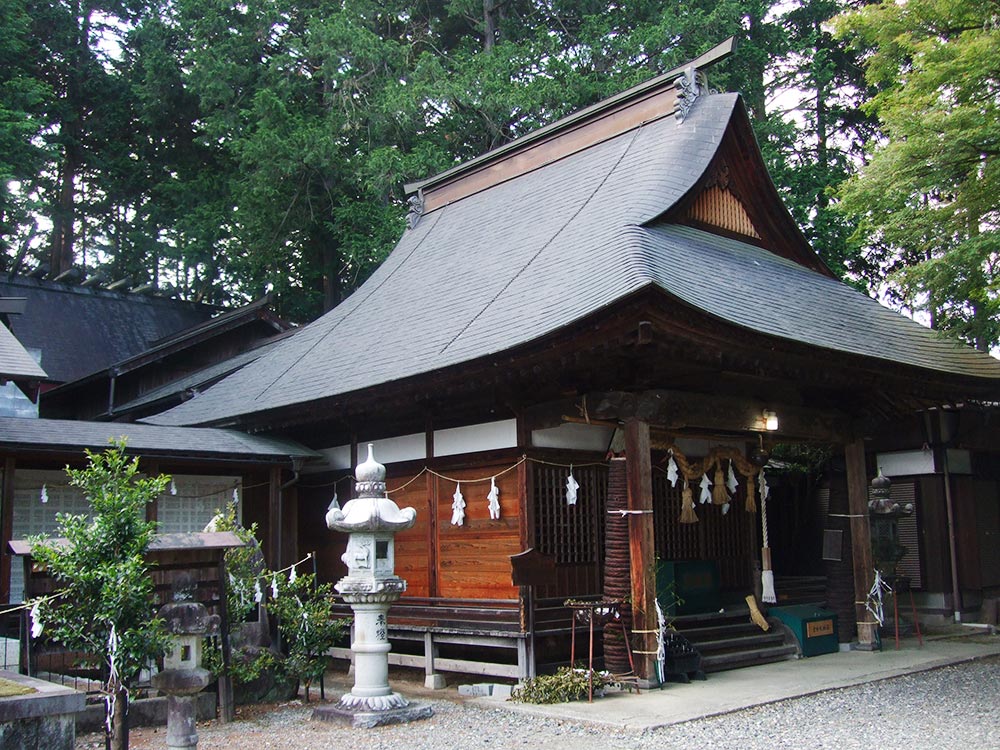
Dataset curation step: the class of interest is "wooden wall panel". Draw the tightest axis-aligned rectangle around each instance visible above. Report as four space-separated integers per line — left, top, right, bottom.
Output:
975 479 1000 589
434 465 522 600
953 476 982 591
388 472 433 598
918 477 949 593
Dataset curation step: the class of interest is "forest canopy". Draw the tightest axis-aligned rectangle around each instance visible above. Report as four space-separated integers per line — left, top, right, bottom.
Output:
1 0 996 349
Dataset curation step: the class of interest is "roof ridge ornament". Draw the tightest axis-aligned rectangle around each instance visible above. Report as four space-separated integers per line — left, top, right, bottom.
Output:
675 67 714 124
406 192 424 230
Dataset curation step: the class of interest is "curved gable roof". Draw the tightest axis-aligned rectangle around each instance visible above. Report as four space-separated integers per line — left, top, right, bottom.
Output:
146 91 1000 427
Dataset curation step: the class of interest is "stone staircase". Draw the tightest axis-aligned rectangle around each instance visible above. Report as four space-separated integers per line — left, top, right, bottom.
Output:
672 608 799 673
667 576 829 673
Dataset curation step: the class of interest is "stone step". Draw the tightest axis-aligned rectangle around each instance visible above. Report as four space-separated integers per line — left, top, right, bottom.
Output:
700 643 800 673
693 630 788 654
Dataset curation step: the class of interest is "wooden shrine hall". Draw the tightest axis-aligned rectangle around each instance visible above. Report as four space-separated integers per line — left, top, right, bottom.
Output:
143 41 1000 685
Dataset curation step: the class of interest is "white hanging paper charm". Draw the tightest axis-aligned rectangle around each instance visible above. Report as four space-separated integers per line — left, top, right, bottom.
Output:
666 452 679 487
726 460 738 494
451 482 466 526
29 600 43 638
699 473 712 504
170 479 177 496
759 468 770 501
232 487 239 504
487 476 501 520
271 573 280 599
40 485 47 503
325 491 341 527
253 579 263 604
288 565 297 584
565 467 580 506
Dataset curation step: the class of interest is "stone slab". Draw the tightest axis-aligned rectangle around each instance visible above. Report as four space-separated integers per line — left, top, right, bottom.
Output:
0 671 85 722
311 701 433 729
75 691 216 733
458 683 493 697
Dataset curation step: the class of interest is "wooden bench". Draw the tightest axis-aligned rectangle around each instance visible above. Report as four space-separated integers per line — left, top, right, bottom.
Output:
329 595 600 687
329 597 529 687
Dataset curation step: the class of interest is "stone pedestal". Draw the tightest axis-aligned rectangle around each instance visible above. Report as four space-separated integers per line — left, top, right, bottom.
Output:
312 444 431 728
151 668 211 750
312 701 433 729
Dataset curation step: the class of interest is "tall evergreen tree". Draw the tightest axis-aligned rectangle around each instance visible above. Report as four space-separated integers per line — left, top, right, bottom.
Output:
836 0 1000 350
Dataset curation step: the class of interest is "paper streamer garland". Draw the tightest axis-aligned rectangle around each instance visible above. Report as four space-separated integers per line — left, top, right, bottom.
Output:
699 473 712 504
451 482 466 526
487 477 501 520
666 451 679 487
659 444 763 522
565 467 579 506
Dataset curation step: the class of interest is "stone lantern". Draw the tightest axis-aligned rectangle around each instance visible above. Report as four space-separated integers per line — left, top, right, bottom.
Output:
313 444 432 728
151 574 220 750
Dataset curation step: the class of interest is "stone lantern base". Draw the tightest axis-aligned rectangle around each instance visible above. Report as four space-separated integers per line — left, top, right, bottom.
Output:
312 700 433 729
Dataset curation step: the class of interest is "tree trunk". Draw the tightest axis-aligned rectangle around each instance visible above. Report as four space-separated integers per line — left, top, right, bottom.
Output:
483 0 498 52
107 685 129 750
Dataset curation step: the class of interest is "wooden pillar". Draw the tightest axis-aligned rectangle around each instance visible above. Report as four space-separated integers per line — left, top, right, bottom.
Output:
0 457 15 603
624 418 657 684
144 460 160 525
216 555 235 723
267 466 282 569
845 439 877 649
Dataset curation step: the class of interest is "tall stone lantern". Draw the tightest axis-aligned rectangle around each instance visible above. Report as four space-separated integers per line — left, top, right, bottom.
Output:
313 444 432 727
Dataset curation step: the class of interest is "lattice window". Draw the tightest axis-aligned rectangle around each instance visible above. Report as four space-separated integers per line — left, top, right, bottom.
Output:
156 475 242 534
890 481 922 589
652 470 753 591
10 470 92 602
533 464 606 564
7 471 242 601
652 472 700 560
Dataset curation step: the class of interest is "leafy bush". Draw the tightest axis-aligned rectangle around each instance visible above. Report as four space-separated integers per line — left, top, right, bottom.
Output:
268 572 348 701
510 667 619 704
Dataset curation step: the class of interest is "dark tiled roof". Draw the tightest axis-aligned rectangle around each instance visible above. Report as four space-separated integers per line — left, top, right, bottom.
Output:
145 93 1000 427
109 335 291 417
0 276 216 383
0 324 47 380
0 416 318 461
637 223 1000 377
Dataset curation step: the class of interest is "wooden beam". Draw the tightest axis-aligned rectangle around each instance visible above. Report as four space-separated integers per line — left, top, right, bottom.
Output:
427 471 439 598
1 457 15 603
845 439 877 649
267 466 282 569
624 419 658 684
587 389 851 443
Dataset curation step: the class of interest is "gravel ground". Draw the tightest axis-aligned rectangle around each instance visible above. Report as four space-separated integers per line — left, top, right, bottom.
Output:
77 656 1000 750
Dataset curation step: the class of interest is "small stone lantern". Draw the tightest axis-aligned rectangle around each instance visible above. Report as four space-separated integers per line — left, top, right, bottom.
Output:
151 574 220 749
313 444 432 728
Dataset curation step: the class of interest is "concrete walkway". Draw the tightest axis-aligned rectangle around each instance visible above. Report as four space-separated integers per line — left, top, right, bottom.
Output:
471 628 1000 730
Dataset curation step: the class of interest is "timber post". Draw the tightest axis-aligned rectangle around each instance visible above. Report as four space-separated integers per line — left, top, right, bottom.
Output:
624 418 658 685
845 439 878 649
267 466 282 569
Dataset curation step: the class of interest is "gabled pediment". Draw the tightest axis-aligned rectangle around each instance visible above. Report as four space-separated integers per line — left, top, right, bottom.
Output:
682 164 761 240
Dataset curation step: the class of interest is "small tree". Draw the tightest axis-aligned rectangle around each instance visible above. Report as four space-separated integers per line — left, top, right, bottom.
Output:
268 572 347 702
28 440 169 750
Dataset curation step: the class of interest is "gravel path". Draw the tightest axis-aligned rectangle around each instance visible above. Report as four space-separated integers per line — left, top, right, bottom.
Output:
77 656 1000 750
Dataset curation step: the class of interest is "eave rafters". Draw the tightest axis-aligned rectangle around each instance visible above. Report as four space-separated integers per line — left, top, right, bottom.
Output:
228 289 988 446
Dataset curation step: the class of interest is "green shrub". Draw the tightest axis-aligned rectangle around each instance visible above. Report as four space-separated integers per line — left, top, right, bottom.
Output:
510 667 619 704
